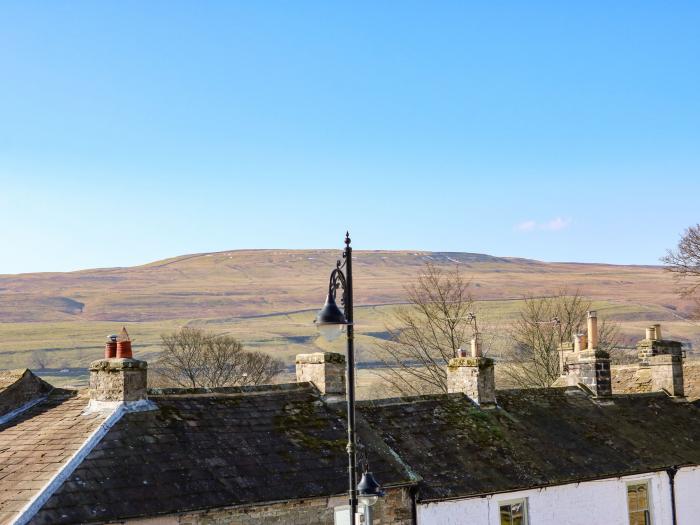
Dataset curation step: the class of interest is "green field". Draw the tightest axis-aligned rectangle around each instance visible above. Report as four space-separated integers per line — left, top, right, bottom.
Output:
3 299 698 391
2 249 699 389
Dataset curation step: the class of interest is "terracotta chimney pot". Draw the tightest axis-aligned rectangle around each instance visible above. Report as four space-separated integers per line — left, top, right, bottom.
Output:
105 335 117 359
116 326 133 359
116 340 132 359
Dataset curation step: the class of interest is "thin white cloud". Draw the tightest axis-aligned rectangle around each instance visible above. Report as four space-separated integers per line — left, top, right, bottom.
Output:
515 220 537 232
515 217 572 233
541 217 571 231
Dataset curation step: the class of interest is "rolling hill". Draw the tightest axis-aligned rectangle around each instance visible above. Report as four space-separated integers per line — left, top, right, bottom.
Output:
0 249 688 323
1 249 698 383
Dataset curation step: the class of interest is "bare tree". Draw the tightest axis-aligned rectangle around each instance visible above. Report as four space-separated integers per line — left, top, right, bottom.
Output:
370 263 477 396
155 327 284 388
239 352 286 386
663 224 700 315
30 350 50 370
502 290 621 388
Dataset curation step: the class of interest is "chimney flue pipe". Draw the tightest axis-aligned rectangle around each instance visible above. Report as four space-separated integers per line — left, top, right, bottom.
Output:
587 311 598 351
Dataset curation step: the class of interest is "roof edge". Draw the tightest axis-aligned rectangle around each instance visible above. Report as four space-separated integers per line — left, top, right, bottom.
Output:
148 382 314 397
357 392 467 408
13 403 125 525
0 394 49 426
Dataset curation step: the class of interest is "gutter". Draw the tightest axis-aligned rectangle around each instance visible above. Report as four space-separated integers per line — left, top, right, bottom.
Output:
667 466 678 525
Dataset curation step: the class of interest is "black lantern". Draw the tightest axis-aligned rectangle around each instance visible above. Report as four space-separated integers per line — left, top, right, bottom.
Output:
315 292 348 341
357 470 385 507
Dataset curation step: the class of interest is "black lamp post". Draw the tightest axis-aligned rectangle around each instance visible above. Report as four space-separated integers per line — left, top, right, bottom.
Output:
314 232 360 519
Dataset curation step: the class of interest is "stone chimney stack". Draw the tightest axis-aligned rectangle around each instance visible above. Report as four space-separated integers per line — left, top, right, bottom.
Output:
295 352 346 397
636 324 684 397
558 311 611 397
447 355 496 406
89 330 148 407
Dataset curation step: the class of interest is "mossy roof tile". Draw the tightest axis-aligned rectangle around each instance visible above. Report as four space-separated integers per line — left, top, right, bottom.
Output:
357 387 700 501
29 383 413 524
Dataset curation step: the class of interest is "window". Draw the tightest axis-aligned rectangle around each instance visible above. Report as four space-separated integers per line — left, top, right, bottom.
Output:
500 498 528 525
627 481 652 525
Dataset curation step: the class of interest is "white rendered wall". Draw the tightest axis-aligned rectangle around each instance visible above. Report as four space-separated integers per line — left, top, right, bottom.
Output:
418 471 677 525
675 466 700 525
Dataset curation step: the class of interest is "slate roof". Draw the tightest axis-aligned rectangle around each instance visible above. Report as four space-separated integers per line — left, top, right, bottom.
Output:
4 375 700 524
29 383 414 525
0 370 53 419
358 387 700 502
0 389 110 525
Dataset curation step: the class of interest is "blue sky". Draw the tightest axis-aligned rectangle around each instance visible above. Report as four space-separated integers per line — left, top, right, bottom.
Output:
1 2 699 273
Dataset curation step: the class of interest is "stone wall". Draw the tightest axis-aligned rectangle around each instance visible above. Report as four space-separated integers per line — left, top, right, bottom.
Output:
612 360 700 400
118 487 413 525
683 361 700 400
611 365 651 394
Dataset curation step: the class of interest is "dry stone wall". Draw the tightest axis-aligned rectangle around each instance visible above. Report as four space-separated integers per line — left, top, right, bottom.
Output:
612 360 700 399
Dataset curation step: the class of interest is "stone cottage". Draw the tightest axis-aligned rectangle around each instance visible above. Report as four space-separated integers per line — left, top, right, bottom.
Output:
1 316 700 525
0 352 415 525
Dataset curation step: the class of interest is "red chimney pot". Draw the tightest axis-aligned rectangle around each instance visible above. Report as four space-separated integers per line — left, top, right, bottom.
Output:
116 340 133 359
105 337 117 359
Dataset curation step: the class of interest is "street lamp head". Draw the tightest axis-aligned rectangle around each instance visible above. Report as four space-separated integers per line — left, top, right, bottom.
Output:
357 470 384 507
315 293 348 341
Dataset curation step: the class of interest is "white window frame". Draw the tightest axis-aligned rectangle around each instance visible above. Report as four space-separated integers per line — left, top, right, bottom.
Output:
626 479 653 525
498 497 529 525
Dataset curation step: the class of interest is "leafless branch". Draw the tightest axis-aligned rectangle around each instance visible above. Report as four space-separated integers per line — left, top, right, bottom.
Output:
663 224 700 314
153 327 284 388
501 289 622 388
369 263 477 395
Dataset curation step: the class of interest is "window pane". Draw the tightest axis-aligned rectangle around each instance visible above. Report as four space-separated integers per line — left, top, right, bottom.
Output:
627 483 650 525
629 512 646 525
512 502 524 525
500 501 527 525
500 505 512 525
637 486 648 509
